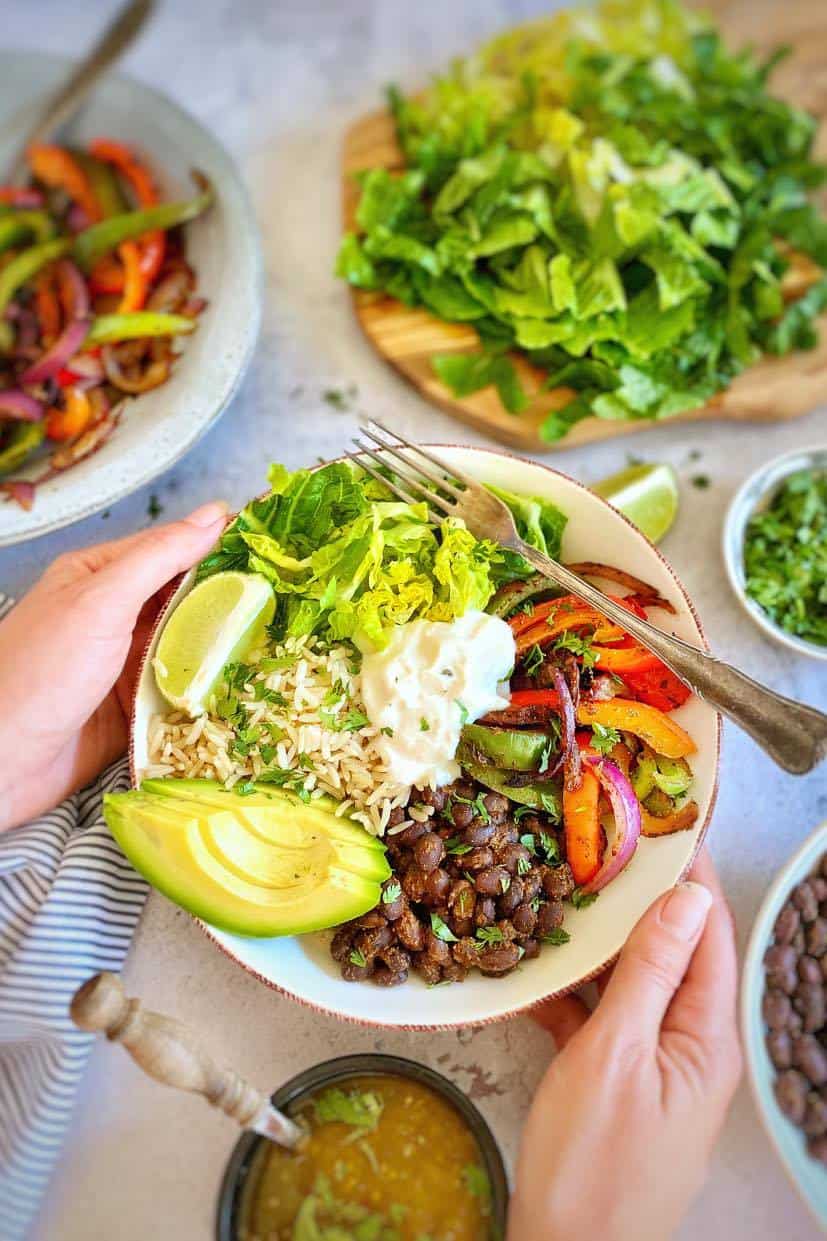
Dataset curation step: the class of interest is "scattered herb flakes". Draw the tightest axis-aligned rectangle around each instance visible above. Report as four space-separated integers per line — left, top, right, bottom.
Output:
691 474 711 490
380 725 395 737
517 854 532 875
430 912 458 942
419 717 430 732
522 643 545 676
382 880 402 904
554 630 597 669
542 927 571 946
590 722 621 755
349 947 368 968
475 925 505 948
571 887 599 910
743 468 827 646
445 835 473 857
234 781 256 797
147 493 163 520
322 384 358 411
313 1085 383 1132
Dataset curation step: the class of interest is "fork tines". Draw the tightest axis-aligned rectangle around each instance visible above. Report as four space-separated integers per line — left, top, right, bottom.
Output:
349 419 464 523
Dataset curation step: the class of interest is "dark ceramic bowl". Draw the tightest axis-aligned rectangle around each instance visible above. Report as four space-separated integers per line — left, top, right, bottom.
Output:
216 1053 509 1239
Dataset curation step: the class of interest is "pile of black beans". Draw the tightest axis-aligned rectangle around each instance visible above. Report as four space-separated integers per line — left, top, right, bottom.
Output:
763 854 827 1165
330 776 575 986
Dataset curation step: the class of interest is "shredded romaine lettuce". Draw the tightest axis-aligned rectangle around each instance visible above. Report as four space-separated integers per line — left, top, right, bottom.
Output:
336 0 827 438
197 461 567 649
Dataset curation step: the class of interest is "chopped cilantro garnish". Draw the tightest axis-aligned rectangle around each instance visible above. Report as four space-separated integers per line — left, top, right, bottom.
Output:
420 717 430 732
445 835 473 856
475 925 505 948
517 855 532 875
571 887 599 910
590 722 621 755
542 928 571 946
381 725 395 737
554 631 598 669
314 1085 383 1131
382 881 402 904
349 948 367 968
430 912 458 942
522 643 545 676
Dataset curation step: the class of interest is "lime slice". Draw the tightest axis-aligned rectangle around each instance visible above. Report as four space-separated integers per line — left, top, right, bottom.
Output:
153 572 276 716
592 463 679 543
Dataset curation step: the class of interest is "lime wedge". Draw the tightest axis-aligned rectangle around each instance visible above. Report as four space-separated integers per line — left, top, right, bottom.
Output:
153 572 276 716
592 463 679 543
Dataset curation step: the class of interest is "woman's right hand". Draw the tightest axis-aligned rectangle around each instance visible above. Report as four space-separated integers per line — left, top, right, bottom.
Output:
508 850 742 1241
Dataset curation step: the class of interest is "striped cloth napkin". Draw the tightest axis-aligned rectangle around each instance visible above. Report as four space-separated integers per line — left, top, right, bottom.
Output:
0 590 148 1239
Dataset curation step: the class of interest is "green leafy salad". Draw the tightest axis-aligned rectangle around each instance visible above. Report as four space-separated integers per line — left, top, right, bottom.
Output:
336 0 827 440
197 459 566 648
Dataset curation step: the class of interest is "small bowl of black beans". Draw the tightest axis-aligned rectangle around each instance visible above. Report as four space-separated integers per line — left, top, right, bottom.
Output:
742 822 827 1226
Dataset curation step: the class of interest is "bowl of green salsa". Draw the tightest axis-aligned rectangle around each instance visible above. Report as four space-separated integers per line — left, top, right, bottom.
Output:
723 447 827 660
216 1054 508 1241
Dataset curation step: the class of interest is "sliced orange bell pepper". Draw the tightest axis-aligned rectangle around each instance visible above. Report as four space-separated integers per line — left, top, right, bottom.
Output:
89 253 125 294
89 138 165 282
116 240 150 312
592 642 692 711
46 387 93 441
576 698 696 759
35 268 61 348
27 145 101 224
516 609 624 655
563 746 603 886
641 799 699 837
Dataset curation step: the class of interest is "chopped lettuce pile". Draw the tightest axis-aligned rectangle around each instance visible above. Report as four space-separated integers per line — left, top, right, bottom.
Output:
197 460 566 648
336 0 827 439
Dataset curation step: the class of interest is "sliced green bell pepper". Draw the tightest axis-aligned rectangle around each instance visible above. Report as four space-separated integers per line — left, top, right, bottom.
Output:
459 750 562 818
72 151 127 218
86 312 196 344
462 723 550 772
0 421 45 476
0 210 55 254
73 174 214 270
0 237 71 351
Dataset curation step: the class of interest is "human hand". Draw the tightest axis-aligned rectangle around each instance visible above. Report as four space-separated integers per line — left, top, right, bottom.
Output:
508 850 741 1241
0 502 227 832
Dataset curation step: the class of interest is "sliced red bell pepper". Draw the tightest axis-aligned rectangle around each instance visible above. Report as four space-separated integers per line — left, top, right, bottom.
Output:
117 239 150 312
89 138 165 283
89 253 125 294
563 742 603 886
27 145 101 224
622 664 692 712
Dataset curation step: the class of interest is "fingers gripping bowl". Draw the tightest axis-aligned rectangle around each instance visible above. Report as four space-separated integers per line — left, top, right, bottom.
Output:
129 447 720 1028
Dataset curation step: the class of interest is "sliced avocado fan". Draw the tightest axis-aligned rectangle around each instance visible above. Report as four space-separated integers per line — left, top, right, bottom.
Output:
104 778 390 938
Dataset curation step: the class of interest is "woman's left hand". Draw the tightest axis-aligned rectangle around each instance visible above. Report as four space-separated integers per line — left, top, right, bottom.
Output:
0 501 227 832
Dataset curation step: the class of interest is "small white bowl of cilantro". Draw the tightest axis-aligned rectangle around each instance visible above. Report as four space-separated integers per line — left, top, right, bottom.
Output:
723 447 827 660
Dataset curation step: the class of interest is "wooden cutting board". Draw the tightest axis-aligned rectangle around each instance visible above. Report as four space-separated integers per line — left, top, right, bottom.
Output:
341 0 827 451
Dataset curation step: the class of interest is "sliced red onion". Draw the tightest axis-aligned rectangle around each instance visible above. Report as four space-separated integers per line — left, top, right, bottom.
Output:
0 389 43 421
20 318 90 386
56 259 90 320
1 480 36 510
66 204 90 234
582 756 642 893
552 665 581 792
0 188 43 207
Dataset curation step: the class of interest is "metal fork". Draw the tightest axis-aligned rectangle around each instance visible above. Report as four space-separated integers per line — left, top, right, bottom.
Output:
352 419 827 776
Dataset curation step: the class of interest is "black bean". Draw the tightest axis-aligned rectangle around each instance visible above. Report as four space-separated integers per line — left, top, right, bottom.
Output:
522 937 541 960
422 868 452 907
793 929 807 955
401 864 428 903
762 989 793 1031
792 1036 827 1086
769 968 799 996
799 956 823 986
766 1030 792 1071
377 944 410 976
418 785 447 812
381 890 407 922
765 944 797 974
475 897 496 928
372 965 407 987
463 846 495 872
396 908 425 953
812 877 827 903
789 1011 805 1037
498 842 532 874
342 959 374 983
543 863 575 900
536 901 565 937
498 876 525 917
804 1096 827 1138
451 915 474 939
449 879 476 921
464 819 496 847
414 832 444 875
452 938 481 969
512 902 537 937
476 866 511 897
442 960 469 983
490 822 520 851
482 792 510 820
450 802 475 829
807 918 827 958
415 955 443 986
774 903 800 945
795 982 826 1034
521 869 544 903
477 944 522 975
330 926 357 963
774 1070 809 1124
793 881 819 924
395 821 428 847
354 925 393 963
422 929 451 964
809 1136 827 1166
356 910 387 929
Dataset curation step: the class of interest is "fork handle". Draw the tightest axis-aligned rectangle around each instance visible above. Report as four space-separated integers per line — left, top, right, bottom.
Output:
517 544 827 775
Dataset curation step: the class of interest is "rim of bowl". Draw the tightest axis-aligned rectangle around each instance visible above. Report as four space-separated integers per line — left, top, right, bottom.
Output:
740 820 827 1230
214 1053 509 1241
722 444 827 662
130 443 721 1030
0 50 263 547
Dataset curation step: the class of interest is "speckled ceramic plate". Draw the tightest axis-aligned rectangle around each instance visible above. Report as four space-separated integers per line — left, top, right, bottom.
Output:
0 51 262 547
131 447 721 1030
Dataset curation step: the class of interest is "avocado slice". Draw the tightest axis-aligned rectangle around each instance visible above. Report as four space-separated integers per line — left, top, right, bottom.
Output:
104 778 390 937
462 724 550 772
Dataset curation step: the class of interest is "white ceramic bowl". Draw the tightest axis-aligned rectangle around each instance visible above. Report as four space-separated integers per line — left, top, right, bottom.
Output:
722 445 827 662
741 821 827 1229
0 51 262 547
131 447 721 1029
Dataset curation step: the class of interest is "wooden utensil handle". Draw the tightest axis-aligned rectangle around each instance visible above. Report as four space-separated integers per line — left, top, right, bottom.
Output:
70 972 266 1128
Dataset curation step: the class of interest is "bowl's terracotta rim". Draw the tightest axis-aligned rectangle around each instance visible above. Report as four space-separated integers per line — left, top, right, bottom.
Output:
128 442 721 1031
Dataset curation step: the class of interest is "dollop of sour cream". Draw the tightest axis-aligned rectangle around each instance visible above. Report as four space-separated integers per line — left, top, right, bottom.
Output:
360 610 516 789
